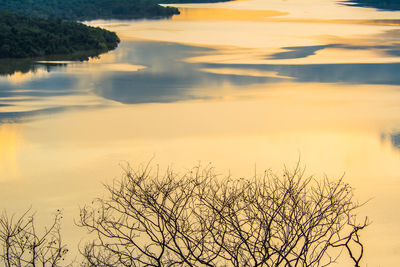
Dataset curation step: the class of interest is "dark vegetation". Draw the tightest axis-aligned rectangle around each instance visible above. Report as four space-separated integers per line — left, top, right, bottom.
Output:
0 163 369 266
0 0 234 60
0 0 180 59
0 209 67 267
346 0 400 11
160 0 230 3
0 0 179 21
0 11 120 59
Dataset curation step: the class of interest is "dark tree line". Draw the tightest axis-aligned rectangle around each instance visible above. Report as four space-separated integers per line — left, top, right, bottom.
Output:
0 0 179 21
160 0 230 3
0 0 235 60
0 11 120 59
346 0 400 11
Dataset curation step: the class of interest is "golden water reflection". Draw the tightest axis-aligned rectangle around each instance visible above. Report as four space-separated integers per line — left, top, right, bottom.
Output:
1 0 400 265
0 124 21 180
6 69 50 85
2 81 400 264
172 7 288 21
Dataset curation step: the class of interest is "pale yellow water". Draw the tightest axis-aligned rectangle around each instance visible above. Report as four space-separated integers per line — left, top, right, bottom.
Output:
1 0 400 265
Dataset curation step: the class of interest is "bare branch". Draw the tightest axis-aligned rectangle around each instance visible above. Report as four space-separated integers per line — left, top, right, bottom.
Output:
0 209 69 267
79 163 368 266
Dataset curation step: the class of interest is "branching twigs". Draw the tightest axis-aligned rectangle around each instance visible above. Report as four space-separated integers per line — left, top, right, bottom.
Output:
0 209 68 267
79 163 368 266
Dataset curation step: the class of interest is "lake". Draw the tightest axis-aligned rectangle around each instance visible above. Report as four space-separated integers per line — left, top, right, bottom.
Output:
1 0 400 265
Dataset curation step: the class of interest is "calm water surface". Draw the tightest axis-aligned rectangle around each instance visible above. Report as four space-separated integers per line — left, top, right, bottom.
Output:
1 0 400 265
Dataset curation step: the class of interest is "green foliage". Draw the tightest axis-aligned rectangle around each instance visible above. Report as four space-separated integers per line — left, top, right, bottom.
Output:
0 11 120 59
159 0 230 3
0 0 179 21
347 0 400 10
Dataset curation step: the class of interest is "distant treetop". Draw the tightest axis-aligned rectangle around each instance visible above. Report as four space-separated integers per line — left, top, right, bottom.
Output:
345 0 400 11
0 0 180 21
0 11 120 59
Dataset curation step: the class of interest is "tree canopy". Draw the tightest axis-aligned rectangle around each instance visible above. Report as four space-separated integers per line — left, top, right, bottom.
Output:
160 0 230 3
0 0 179 21
0 11 120 59
346 0 400 10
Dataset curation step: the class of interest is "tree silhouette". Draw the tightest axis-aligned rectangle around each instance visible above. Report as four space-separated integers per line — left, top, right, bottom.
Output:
0 209 68 267
79 163 368 266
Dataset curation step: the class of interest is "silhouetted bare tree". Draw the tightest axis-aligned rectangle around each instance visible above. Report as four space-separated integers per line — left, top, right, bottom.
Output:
0 209 68 267
79 163 368 266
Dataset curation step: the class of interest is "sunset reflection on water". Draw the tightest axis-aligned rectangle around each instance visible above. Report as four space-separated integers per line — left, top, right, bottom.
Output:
1 0 400 265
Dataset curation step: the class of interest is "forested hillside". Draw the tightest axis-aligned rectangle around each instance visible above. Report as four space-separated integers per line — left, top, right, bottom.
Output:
0 0 179 21
0 11 120 59
347 0 400 10
160 0 230 3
